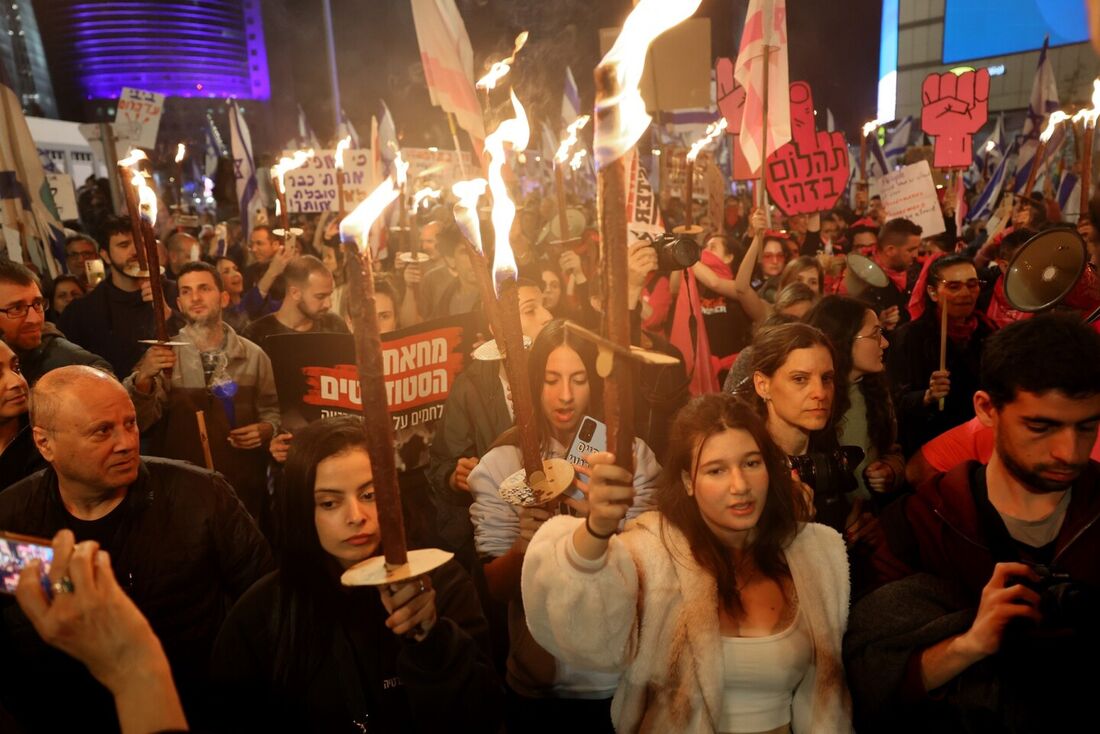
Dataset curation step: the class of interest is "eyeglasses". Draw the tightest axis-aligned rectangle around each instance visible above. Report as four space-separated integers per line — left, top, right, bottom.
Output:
0 299 45 319
939 278 981 293
853 325 884 342
761 253 786 261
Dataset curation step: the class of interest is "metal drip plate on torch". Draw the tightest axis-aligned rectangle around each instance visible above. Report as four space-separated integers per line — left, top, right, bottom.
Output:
123 266 166 278
561 321 681 378
340 548 455 587
138 340 188 347
273 227 304 238
397 252 432 264
472 336 533 362
498 458 577 507
671 225 705 240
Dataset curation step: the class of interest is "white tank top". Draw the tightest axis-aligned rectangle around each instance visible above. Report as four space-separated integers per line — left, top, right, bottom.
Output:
718 608 812 733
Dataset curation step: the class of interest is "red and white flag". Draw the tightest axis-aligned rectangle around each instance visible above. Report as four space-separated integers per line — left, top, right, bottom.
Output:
733 0 790 175
409 0 486 143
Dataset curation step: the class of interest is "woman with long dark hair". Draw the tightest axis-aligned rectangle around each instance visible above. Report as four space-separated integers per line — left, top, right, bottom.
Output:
210 415 501 733
734 322 854 530
806 295 905 501
522 394 852 733
887 253 996 454
467 318 660 731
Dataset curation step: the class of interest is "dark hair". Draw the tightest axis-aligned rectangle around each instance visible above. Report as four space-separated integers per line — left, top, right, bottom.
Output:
805 295 896 455
434 221 463 258
778 256 824 294
734 322 841 451
284 255 330 287
251 223 279 241
918 253 976 321
176 261 223 291
63 234 97 255
656 394 807 613
0 259 38 289
998 228 1036 262
275 415 427 686
44 275 83 315
320 240 346 285
373 273 400 310
981 313 1100 408
877 218 923 251
493 319 601 452
96 215 134 251
1021 195 1048 227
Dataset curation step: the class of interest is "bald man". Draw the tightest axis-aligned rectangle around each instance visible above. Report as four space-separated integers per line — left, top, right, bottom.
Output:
0 366 272 730
163 231 199 281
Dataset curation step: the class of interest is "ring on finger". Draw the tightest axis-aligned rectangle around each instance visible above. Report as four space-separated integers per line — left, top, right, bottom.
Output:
51 577 74 596
418 578 426 594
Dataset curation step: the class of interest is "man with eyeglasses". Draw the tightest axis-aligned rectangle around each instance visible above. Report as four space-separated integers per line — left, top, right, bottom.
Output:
62 235 101 290
57 215 181 378
0 260 111 385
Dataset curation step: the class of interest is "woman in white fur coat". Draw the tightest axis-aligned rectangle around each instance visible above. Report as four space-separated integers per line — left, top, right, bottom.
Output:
522 394 853 733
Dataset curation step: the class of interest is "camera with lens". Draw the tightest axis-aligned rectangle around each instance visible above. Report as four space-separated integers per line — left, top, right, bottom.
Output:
788 446 865 530
1009 563 1098 631
647 233 702 273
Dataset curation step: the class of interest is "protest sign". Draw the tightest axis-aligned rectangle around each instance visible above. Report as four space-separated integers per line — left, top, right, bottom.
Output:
268 315 475 471
764 82 850 216
45 173 77 221
282 148 374 214
879 160 947 237
716 57 756 180
921 68 990 170
115 88 165 150
625 149 665 245
402 147 474 190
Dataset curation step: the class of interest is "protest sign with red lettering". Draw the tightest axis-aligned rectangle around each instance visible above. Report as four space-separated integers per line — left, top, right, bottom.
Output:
625 148 665 245
921 68 990 170
115 87 165 150
879 160 947 237
764 81 850 216
268 315 475 471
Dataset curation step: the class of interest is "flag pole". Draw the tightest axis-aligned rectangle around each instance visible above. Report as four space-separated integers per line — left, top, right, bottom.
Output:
760 44 772 228
447 112 468 178
321 0 342 140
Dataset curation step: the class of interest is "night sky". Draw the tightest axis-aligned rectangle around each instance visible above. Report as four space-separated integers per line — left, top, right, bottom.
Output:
262 0 881 152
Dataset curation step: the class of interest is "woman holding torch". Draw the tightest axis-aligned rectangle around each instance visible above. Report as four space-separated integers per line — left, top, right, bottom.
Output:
468 319 660 730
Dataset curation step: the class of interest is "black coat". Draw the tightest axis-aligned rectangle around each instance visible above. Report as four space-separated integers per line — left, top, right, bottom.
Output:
210 560 502 733
0 458 274 732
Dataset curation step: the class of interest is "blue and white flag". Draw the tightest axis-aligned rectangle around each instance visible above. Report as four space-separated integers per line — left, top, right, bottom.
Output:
883 116 912 163
561 66 580 130
1057 171 1081 220
968 141 1016 222
228 101 263 235
376 100 398 168
867 128 890 177
980 112 1005 174
1023 37 1060 142
1011 121 1067 193
297 104 320 149
0 82 63 275
338 108 360 148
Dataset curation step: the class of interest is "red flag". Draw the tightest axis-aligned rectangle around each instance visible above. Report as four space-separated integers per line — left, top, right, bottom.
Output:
669 269 719 395
733 0 790 175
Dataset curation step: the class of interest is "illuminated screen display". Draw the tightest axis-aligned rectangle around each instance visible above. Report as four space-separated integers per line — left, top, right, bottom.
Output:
943 0 1088 63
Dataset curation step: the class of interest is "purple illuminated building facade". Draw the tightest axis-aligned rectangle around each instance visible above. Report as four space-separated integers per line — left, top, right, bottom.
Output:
35 0 270 119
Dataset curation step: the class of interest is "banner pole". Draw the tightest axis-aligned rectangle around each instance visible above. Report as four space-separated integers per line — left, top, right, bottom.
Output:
760 45 772 229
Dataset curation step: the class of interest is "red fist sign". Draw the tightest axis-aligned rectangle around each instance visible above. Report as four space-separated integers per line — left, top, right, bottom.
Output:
716 57 756 180
921 68 990 170
764 82 850 216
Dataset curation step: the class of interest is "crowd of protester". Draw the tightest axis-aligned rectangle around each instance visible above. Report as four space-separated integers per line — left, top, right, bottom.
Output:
0 159 1099 734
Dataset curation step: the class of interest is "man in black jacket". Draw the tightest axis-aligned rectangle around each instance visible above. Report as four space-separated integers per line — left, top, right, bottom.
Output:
0 366 273 731
0 260 111 384
57 215 181 377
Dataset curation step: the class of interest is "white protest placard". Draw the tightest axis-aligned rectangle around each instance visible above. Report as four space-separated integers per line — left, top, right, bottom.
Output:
115 87 165 150
283 149 374 214
3 227 21 263
45 173 78 221
879 160 946 238
402 148 474 191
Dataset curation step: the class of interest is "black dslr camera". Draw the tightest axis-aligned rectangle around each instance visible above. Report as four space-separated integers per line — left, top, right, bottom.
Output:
788 446 865 529
647 233 702 273
1010 563 1097 630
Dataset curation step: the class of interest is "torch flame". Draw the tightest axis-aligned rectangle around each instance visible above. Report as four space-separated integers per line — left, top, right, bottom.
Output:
118 148 148 168
485 90 530 295
475 31 529 91
569 148 587 171
1072 79 1100 127
174 143 186 164
411 186 442 213
334 135 352 169
340 153 409 256
452 178 489 254
594 0 702 168
272 149 315 193
135 173 157 223
554 114 591 164
1039 111 1070 143
687 118 728 162
983 139 997 154
862 119 883 138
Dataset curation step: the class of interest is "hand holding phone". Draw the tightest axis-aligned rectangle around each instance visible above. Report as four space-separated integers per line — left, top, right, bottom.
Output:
565 417 608 502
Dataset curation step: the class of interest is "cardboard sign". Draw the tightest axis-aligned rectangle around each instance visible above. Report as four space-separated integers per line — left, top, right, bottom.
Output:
764 82 850 216
268 316 475 471
115 87 165 150
45 173 77 221
920 68 990 170
879 160 947 237
283 148 375 214
402 147 475 190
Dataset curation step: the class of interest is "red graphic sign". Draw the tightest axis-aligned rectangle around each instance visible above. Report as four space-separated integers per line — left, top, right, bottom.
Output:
716 57 756 180
764 82 850 215
921 68 990 170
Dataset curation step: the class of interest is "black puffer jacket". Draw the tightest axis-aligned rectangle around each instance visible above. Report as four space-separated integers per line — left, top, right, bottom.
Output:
0 457 274 732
